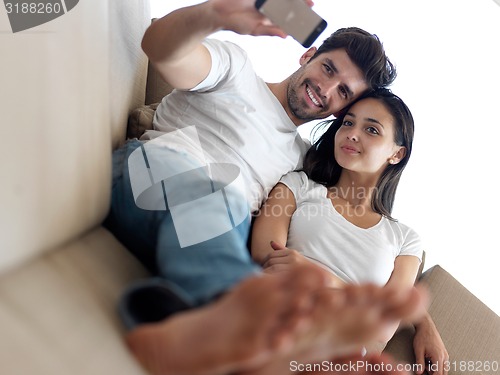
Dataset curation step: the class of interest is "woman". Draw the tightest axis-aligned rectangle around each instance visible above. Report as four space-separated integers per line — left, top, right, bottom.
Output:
252 88 425 347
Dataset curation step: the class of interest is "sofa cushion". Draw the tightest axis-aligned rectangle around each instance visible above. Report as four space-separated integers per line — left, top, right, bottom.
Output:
0 227 149 375
127 103 159 140
0 0 149 275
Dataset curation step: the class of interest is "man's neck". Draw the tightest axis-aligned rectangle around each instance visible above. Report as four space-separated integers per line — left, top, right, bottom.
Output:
266 82 285 106
266 81 303 127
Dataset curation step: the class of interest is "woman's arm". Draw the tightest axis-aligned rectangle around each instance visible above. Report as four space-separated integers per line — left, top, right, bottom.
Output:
251 182 347 287
375 255 422 344
385 255 421 292
384 256 449 375
251 183 296 265
413 311 449 375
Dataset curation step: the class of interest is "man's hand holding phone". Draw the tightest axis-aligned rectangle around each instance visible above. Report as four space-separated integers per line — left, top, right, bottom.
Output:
209 0 287 38
209 0 324 47
255 0 327 47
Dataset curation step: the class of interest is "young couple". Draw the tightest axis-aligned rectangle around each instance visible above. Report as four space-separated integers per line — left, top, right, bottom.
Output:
106 0 448 374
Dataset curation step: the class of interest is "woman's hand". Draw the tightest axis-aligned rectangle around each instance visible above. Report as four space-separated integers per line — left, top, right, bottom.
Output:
261 241 309 274
262 241 347 289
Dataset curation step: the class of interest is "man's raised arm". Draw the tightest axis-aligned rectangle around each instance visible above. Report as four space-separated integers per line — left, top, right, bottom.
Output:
141 0 289 90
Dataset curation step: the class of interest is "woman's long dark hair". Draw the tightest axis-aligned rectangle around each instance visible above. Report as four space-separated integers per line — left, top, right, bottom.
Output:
302 88 415 220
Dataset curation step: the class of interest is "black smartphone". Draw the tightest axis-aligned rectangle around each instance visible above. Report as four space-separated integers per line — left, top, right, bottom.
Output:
255 0 327 48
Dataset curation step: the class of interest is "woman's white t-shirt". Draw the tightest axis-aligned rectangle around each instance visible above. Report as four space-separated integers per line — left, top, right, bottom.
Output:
280 171 423 286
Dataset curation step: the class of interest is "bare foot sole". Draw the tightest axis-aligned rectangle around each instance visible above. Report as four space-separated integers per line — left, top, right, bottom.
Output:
239 284 427 375
125 263 330 375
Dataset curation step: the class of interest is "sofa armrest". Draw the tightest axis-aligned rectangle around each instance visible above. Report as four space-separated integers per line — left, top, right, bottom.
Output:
419 265 500 373
384 265 500 374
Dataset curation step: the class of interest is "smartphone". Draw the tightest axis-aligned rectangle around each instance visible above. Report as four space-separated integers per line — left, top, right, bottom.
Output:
255 0 327 48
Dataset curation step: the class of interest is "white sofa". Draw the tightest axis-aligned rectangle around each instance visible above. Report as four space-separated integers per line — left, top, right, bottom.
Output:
1 1 150 374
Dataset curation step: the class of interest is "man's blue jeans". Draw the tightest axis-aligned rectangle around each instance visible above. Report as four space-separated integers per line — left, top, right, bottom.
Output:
106 139 260 328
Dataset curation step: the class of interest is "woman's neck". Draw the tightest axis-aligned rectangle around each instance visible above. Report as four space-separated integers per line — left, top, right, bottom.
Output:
328 171 382 228
331 171 379 208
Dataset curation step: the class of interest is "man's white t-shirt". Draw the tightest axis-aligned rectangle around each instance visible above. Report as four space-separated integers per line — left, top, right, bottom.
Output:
280 171 423 286
141 39 309 213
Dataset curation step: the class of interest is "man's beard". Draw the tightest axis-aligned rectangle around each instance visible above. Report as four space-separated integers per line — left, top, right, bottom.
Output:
287 76 323 122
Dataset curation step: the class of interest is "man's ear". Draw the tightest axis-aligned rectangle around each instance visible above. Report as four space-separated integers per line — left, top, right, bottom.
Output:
299 47 317 65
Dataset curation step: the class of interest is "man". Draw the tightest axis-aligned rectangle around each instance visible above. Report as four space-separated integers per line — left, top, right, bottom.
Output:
106 0 448 374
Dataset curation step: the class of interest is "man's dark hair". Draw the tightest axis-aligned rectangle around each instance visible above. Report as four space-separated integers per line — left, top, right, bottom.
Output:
313 27 397 90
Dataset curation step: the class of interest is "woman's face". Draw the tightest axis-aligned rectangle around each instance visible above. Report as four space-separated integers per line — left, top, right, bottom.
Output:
334 97 405 175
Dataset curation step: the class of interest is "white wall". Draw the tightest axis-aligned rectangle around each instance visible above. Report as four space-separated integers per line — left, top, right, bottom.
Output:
150 0 500 316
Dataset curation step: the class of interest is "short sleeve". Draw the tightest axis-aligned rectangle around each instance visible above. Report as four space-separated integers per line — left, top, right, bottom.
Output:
398 226 423 262
191 39 247 92
279 171 310 205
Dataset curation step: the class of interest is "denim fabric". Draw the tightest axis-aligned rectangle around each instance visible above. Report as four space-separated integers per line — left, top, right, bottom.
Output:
118 277 193 330
107 139 260 315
